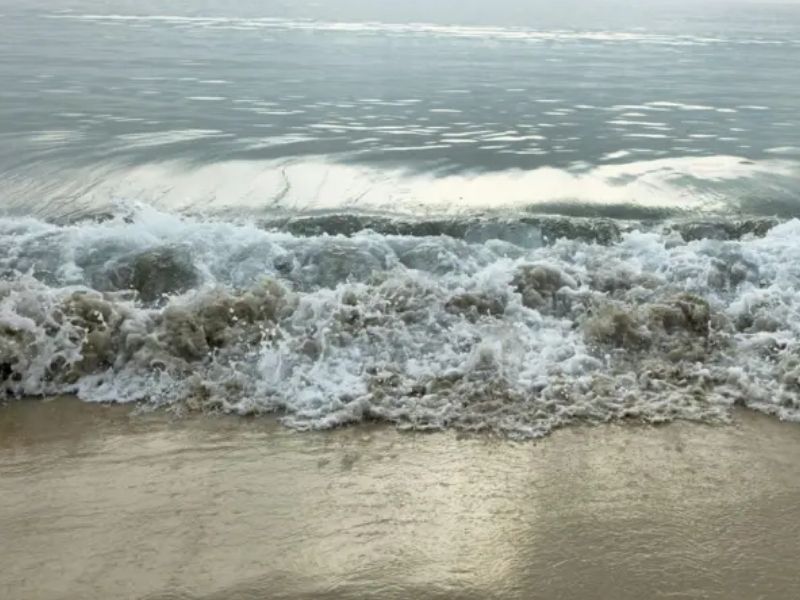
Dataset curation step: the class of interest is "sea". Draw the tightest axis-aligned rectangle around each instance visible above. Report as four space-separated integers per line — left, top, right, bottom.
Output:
2 0 800 437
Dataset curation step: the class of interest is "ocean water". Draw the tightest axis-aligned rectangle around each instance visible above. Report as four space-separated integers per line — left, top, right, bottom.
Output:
2 0 800 436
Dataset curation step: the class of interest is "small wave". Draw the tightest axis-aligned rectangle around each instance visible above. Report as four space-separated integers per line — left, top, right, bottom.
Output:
3 155 797 221
115 130 231 149
46 14 730 47
1 209 800 437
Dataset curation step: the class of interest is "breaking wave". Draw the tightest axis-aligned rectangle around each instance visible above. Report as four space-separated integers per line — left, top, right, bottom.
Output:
2 208 800 437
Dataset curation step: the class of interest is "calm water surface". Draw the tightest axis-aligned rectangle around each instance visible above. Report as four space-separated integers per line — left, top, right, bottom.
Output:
1 0 800 218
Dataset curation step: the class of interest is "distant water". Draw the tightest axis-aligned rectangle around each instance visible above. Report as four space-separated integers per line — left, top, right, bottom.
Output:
2 1 800 435
2 0 800 219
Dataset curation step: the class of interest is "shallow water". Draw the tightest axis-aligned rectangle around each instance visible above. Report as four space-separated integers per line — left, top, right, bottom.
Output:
1 398 800 600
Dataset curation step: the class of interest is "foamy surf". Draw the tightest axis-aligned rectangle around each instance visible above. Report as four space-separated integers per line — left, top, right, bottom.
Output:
1 208 799 437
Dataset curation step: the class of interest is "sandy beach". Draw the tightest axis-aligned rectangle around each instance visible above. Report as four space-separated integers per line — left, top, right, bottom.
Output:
1 398 799 600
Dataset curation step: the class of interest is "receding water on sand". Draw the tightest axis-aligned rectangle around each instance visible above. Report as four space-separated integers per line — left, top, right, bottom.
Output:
2 397 799 600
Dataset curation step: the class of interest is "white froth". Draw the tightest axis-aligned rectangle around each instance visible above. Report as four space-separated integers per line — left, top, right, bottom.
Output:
1 210 800 436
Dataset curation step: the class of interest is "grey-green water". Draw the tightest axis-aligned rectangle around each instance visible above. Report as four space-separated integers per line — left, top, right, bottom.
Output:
1 0 800 219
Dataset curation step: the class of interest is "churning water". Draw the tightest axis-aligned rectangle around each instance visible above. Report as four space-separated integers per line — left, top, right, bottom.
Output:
2 0 800 436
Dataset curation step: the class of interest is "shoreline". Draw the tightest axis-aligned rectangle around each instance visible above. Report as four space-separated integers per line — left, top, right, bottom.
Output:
0 393 794 441
2 397 800 599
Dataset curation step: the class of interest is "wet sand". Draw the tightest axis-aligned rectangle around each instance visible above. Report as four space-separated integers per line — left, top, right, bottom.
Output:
1 398 800 600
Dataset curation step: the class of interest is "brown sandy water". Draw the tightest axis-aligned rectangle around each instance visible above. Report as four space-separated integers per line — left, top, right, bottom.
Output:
1 398 800 600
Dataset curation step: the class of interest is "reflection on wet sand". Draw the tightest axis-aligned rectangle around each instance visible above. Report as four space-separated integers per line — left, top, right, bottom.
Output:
1 397 799 600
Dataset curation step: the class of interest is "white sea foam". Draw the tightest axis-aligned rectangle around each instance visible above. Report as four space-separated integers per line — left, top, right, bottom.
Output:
1 209 799 436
